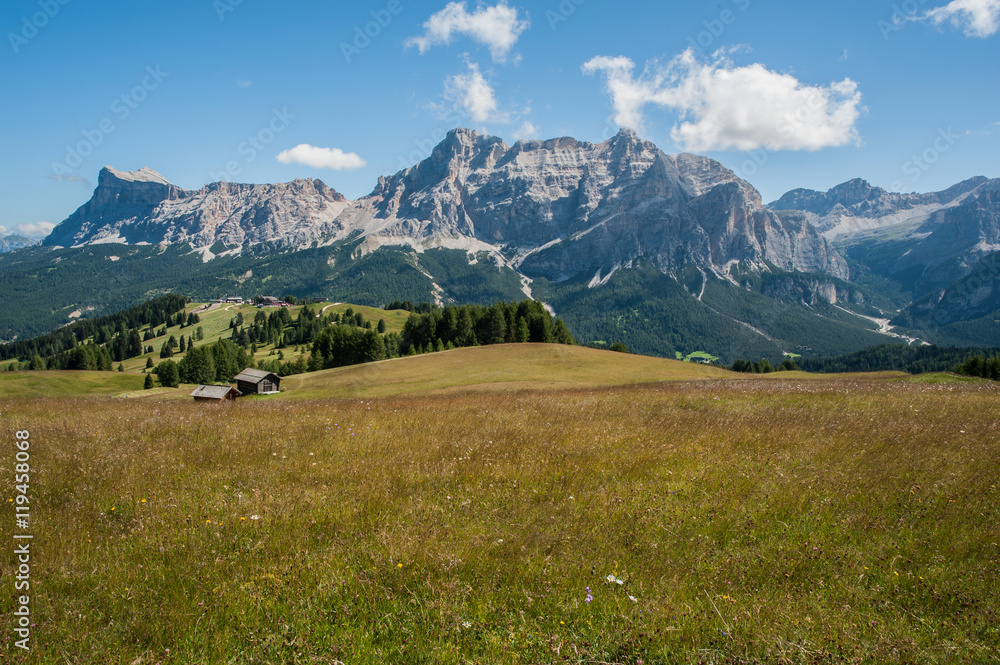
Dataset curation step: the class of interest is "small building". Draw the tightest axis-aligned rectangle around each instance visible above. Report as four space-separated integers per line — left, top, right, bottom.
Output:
223 296 244 304
190 385 240 402
234 368 281 395
257 296 283 308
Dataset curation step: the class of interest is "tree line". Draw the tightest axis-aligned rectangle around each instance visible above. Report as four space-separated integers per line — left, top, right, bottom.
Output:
798 343 1000 375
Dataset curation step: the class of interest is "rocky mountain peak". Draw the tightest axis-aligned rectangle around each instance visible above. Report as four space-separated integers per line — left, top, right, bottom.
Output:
99 166 173 187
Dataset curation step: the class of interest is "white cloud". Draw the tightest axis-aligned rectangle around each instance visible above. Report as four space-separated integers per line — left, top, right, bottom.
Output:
237 80 252 87
512 120 539 140
925 0 1000 37
0 225 7 234
582 50 864 152
276 144 367 171
17 222 55 238
405 1 529 63
443 61 510 124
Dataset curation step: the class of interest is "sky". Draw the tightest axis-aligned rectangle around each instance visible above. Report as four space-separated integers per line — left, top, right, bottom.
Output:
1 0 998 237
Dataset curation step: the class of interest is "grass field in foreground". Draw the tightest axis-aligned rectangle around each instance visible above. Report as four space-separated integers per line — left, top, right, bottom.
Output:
2 378 998 664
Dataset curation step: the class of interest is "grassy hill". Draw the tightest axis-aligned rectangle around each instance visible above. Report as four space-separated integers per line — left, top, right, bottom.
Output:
0 370 144 397
3 375 998 663
281 343 736 398
115 300 409 374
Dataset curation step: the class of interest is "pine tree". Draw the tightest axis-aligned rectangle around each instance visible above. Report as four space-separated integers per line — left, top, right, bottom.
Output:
144 373 154 389
145 357 154 369
155 360 179 388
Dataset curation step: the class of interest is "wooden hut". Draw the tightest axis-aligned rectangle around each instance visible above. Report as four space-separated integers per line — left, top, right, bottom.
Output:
190 385 240 402
234 368 281 395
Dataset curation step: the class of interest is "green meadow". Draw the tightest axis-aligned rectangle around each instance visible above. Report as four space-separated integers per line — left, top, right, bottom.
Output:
0 345 997 663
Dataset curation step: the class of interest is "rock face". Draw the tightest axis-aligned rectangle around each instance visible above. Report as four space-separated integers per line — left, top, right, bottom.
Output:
770 177 998 239
900 189 1000 293
43 130 847 279
0 234 39 253
43 166 350 256
334 128 847 281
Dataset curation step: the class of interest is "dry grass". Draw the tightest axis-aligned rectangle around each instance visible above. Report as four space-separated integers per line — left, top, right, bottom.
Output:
1 375 998 664
282 344 737 398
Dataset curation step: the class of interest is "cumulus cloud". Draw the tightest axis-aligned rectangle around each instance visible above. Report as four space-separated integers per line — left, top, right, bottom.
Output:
512 120 539 140
443 61 511 124
582 50 863 152
406 1 529 63
17 222 56 238
276 144 367 171
925 0 1000 37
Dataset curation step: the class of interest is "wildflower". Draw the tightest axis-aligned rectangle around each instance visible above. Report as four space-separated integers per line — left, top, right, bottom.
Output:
398 563 403 568
606 574 624 585
462 621 471 629
250 515 260 520
140 499 146 503
629 595 638 603
585 587 593 603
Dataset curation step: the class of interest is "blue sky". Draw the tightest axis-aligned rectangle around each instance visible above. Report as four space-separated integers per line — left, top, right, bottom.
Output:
1 0 998 236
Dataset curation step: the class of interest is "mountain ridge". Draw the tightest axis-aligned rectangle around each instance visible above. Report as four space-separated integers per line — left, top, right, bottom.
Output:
45 128 847 284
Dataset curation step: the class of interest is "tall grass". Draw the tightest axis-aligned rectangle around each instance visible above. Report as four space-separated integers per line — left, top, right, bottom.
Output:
1 378 998 663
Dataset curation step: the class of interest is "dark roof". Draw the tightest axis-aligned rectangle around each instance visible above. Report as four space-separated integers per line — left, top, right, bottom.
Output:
190 385 238 400
233 368 281 383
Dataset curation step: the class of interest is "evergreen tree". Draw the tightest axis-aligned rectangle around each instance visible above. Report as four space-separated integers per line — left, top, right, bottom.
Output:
515 318 530 343
144 373 154 389
145 357 154 369
155 360 179 388
178 345 217 385
553 319 575 345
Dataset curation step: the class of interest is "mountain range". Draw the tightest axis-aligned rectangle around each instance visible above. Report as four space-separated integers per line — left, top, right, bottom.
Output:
0 234 39 253
2 128 998 360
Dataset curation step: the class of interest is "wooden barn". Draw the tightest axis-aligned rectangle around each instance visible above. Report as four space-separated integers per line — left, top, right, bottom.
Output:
234 368 281 395
190 385 240 402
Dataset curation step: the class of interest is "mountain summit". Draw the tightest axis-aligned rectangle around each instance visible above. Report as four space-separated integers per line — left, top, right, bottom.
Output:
45 128 846 281
44 167 350 257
